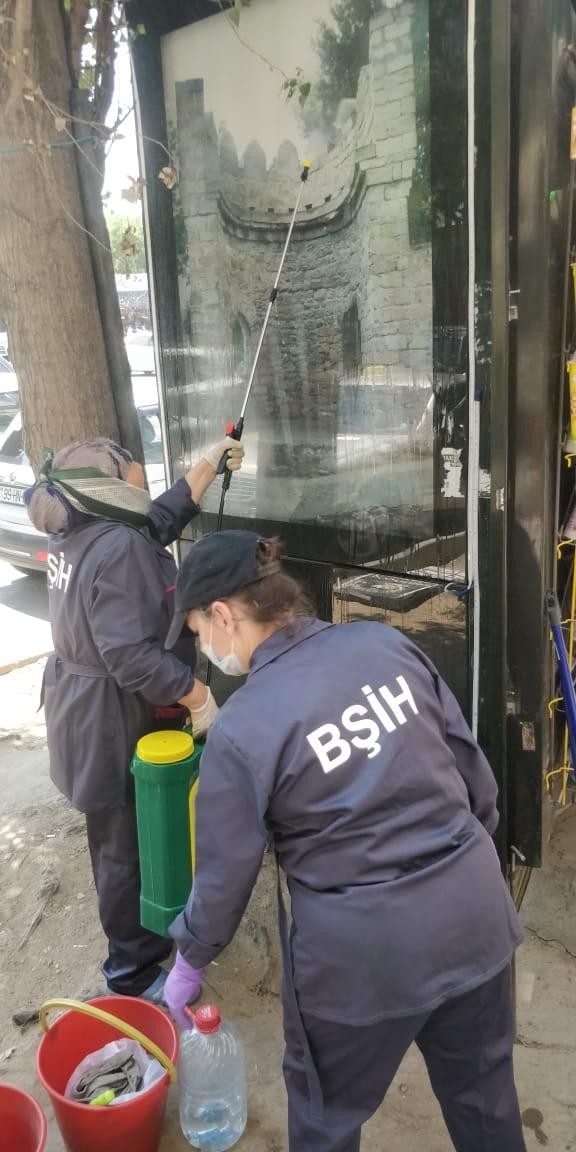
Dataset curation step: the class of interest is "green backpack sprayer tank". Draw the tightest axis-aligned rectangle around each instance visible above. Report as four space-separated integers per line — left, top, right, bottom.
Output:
131 730 201 936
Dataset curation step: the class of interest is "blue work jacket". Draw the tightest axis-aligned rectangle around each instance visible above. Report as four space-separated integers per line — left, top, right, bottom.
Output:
172 617 522 1024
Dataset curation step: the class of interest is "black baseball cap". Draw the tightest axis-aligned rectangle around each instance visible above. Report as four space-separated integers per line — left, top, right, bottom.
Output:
165 530 280 649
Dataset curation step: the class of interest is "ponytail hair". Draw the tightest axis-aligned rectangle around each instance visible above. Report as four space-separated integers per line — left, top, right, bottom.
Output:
232 537 314 623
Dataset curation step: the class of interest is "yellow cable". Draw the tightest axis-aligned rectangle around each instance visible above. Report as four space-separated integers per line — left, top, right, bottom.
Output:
545 765 571 784
558 543 575 559
561 556 576 805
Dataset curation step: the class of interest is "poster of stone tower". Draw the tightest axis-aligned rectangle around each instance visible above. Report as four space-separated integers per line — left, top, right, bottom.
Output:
161 0 457 562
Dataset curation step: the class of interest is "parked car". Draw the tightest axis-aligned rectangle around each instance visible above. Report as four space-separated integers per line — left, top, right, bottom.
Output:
0 407 166 574
0 355 19 435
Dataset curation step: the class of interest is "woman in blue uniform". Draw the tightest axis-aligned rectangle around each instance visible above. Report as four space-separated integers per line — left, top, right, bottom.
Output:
164 529 527 1152
25 435 243 1001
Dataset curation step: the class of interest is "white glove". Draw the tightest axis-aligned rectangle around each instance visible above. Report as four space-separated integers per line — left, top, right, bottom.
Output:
189 686 219 737
202 437 245 473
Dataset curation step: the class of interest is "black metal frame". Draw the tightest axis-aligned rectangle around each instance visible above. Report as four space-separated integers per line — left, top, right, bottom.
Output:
504 0 574 869
475 0 511 867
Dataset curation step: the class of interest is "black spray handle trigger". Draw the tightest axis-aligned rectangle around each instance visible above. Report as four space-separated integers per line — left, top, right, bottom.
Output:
216 417 244 480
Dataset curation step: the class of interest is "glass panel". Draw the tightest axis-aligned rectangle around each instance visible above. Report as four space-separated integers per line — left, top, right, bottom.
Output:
333 562 468 709
162 0 467 574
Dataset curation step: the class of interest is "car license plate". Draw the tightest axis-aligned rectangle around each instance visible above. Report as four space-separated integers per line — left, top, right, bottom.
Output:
0 484 25 505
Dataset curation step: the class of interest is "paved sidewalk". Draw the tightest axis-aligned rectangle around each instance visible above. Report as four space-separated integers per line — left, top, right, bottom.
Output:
0 560 52 674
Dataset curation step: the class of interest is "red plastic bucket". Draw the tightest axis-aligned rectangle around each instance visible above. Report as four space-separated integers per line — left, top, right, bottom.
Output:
36 997 179 1152
0 1083 47 1152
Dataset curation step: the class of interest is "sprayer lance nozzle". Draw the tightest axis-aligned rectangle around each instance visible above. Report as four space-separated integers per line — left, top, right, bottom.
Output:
301 161 311 180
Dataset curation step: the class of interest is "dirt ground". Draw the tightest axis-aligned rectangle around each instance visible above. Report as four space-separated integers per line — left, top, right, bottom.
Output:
1 658 575 1151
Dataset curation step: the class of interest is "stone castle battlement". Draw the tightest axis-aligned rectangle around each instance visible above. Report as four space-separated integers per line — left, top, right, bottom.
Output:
170 0 433 377
175 62 372 230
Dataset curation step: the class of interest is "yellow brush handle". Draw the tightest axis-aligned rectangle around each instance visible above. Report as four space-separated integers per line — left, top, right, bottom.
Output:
569 362 576 446
39 999 177 1083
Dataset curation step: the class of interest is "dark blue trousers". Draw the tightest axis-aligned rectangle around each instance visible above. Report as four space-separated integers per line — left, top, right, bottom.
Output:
283 966 527 1152
86 805 172 996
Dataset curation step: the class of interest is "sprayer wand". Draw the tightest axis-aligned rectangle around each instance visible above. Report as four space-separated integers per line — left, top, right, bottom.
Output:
214 161 311 532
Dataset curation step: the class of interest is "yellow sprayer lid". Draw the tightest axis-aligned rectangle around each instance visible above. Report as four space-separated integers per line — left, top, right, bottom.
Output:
136 730 194 765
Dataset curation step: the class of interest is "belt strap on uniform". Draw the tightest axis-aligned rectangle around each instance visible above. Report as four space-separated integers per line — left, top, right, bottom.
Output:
40 653 110 711
54 657 110 677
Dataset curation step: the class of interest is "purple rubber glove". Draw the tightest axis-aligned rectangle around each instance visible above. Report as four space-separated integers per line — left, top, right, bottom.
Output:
164 952 204 1029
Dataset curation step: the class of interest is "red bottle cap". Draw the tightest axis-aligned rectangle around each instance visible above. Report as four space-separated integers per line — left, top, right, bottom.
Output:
193 1005 221 1034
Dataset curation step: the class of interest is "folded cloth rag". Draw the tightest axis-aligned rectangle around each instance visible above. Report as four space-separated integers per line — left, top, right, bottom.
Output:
71 1052 143 1103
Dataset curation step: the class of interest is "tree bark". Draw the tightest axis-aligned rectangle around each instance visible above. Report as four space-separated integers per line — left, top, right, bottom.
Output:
72 90 144 464
0 0 141 472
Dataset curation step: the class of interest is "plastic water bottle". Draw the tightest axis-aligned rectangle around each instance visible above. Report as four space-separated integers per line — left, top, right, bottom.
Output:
179 1004 247 1151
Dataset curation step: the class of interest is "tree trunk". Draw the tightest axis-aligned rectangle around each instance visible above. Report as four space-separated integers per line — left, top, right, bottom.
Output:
0 0 136 473
72 90 144 465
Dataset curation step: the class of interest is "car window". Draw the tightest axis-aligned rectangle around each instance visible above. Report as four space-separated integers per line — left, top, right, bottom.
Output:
0 426 26 463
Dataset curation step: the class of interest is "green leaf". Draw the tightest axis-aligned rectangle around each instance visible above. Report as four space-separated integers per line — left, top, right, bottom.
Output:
298 81 311 106
283 75 299 102
227 0 251 28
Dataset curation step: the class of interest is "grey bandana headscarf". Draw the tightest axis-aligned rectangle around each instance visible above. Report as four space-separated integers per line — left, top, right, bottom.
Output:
25 438 152 534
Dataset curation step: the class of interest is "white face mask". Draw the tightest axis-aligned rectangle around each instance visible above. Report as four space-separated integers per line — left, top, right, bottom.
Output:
201 618 246 677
